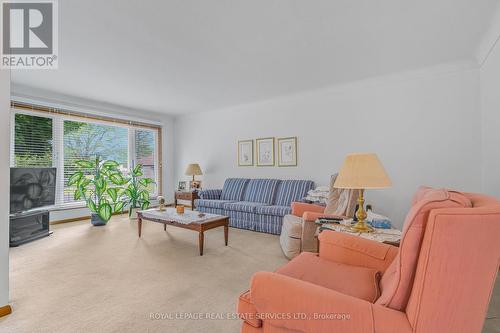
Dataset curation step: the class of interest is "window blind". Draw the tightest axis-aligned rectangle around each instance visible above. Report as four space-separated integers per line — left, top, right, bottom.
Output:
63 119 129 204
10 103 162 208
134 129 157 194
12 113 54 167
11 101 161 130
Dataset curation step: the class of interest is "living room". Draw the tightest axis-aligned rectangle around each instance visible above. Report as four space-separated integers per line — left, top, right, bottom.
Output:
0 1 499 332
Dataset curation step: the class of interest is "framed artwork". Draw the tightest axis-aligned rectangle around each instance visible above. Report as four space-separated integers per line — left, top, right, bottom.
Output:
277 137 297 167
256 137 275 166
190 180 201 190
178 181 187 191
238 140 254 166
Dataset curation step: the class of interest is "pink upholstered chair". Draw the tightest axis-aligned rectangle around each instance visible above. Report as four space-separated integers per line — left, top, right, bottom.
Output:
238 187 500 333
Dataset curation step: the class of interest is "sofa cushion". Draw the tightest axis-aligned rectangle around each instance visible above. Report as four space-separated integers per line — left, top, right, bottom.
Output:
276 252 381 303
274 180 314 206
376 187 472 310
243 179 281 204
220 178 249 201
255 205 292 217
223 201 267 213
195 199 234 210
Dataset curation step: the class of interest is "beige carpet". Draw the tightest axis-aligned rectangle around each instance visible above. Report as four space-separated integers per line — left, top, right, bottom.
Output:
1 215 499 333
0 215 287 333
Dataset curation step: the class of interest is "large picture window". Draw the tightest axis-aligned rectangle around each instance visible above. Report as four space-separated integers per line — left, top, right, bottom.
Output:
10 104 162 207
63 120 129 203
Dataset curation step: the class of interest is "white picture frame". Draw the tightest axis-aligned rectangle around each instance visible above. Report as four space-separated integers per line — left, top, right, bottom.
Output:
256 137 275 166
238 140 254 166
277 137 297 167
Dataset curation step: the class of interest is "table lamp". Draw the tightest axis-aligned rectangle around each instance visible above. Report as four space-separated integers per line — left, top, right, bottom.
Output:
185 163 203 181
334 153 391 233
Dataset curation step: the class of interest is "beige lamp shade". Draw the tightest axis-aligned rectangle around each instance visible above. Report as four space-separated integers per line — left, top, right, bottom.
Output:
184 163 203 176
334 153 391 189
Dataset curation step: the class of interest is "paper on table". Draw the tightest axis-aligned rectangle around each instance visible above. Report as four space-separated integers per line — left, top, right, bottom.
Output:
320 222 402 243
140 208 222 224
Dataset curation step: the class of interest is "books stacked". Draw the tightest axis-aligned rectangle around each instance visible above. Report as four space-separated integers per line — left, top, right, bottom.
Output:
315 216 343 225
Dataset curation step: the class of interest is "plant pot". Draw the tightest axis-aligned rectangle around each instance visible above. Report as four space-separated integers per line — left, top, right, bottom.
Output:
129 207 139 220
91 213 107 226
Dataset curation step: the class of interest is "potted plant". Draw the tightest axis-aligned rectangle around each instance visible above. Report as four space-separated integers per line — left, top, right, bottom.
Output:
67 157 127 226
123 164 155 219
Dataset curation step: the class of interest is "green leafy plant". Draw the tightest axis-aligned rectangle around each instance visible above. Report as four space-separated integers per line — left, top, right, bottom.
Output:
123 164 155 217
67 156 127 223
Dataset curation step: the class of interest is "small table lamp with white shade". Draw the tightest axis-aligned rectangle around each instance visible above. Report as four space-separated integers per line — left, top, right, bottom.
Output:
185 163 203 182
334 153 391 233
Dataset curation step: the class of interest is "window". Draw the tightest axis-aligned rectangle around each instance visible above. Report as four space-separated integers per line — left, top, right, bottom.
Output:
134 129 157 193
10 104 162 207
13 113 53 167
63 120 129 203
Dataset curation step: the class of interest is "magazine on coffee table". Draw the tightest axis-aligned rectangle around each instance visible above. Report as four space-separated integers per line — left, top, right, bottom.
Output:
140 208 222 224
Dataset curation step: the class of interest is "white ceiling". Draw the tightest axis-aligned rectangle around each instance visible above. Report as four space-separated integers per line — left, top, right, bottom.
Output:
11 0 499 115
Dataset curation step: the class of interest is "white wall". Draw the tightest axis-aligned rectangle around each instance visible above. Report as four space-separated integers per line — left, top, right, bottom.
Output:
479 6 500 198
175 63 483 228
0 70 10 306
10 85 176 222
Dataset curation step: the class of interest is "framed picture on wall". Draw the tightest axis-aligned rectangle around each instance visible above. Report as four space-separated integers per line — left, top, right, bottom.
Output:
277 137 297 167
238 140 254 166
256 137 275 166
178 181 187 191
190 180 201 190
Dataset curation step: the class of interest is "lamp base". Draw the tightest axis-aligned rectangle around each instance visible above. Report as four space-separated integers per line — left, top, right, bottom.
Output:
348 221 374 233
349 189 374 233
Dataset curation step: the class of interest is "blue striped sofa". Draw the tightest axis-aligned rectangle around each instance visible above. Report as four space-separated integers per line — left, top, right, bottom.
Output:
195 178 314 235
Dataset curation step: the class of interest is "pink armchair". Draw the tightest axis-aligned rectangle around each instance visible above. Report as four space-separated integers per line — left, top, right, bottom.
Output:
239 187 500 333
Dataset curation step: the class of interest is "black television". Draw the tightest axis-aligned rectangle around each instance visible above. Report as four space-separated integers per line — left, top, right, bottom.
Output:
10 167 57 214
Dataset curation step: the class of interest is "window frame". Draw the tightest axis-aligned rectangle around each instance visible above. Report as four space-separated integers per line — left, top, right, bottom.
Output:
10 105 162 209
132 127 160 198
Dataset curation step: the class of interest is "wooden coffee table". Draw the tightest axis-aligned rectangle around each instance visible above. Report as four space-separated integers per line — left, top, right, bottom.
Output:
137 209 229 256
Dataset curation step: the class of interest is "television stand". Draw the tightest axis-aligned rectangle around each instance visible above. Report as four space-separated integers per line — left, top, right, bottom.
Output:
10 210 50 247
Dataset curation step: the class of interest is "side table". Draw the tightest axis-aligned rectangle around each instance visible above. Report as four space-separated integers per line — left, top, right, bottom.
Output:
174 191 200 210
315 220 402 252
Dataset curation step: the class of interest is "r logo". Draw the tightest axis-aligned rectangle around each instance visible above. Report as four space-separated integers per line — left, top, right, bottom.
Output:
2 2 53 54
